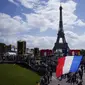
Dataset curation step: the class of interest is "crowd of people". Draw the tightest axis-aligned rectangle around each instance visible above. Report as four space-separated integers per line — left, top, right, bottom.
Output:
1 54 85 85
57 64 85 85
28 56 56 85
39 68 52 85
0 55 16 62
38 64 85 85
0 55 54 81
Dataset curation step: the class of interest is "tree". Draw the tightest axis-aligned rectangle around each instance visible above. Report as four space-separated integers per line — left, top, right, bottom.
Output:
80 49 85 64
80 49 85 56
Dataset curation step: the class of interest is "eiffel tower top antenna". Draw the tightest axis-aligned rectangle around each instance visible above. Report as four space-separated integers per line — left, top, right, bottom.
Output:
59 3 63 30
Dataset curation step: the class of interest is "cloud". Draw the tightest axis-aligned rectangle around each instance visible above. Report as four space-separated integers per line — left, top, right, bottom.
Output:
1 31 85 49
8 0 19 6
18 0 40 9
8 0 85 32
65 31 85 49
0 13 31 35
74 20 85 27
1 0 85 49
0 33 56 49
22 0 85 32
24 13 51 32
65 31 78 39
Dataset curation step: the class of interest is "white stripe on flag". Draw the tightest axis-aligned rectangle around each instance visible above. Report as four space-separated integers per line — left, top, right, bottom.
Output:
63 56 74 74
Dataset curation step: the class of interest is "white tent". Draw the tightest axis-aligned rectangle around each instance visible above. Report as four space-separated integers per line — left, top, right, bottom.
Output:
7 52 16 56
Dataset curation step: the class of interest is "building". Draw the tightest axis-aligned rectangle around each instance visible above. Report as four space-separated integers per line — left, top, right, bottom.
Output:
5 45 11 52
5 44 16 52
53 5 69 54
40 49 53 57
69 49 80 56
0 43 16 56
34 48 39 57
17 41 26 55
0 43 6 55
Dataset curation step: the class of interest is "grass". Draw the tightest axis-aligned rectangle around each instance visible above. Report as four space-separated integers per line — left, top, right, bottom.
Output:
0 64 40 85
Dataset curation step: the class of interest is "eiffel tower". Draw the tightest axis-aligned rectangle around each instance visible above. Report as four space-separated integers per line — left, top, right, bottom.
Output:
53 5 69 53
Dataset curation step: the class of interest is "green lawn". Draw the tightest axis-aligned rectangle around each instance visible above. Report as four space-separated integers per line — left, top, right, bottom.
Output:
0 64 40 85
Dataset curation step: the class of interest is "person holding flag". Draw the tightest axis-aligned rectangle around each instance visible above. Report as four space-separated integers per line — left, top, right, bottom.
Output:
56 56 82 78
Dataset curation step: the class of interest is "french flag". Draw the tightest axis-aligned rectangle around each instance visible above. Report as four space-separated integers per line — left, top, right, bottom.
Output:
56 56 82 77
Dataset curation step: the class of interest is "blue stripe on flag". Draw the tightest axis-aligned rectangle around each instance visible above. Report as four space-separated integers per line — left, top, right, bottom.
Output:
70 56 82 72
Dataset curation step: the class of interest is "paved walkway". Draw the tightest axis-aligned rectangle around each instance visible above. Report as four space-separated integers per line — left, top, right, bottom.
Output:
49 72 85 85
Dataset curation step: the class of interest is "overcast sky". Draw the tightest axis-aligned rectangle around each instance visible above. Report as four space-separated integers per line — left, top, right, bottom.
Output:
0 0 85 49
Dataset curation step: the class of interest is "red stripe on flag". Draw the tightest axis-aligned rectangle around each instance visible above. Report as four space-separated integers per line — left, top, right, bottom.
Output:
56 57 65 77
